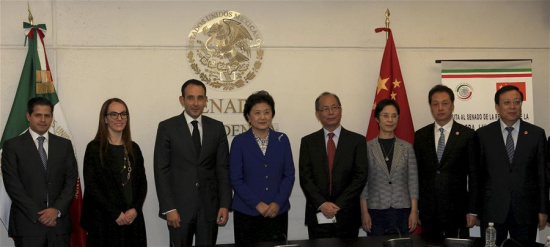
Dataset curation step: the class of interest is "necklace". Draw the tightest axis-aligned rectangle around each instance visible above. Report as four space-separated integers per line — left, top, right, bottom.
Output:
379 138 395 162
120 145 132 186
254 132 269 155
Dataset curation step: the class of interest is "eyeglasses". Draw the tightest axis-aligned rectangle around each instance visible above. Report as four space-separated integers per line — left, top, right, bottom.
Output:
318 105 341 113
106 111 129 119
501 100 522 107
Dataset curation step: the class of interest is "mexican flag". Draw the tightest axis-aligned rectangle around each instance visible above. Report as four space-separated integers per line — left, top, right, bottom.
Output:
441 60 534 130
0 22 86 247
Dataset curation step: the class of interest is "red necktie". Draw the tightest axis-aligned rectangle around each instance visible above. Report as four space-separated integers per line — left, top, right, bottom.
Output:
327 133 336 195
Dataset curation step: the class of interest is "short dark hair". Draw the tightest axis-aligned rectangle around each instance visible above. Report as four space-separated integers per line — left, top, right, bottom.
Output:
315 92 341 111
428 84 455 104
494 85 523 104
243 90 275 122
181 79 207 97
27 97 54 115
374 99 400 119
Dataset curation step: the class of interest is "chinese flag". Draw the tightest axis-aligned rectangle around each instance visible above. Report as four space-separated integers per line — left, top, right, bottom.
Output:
70 178 87 247
366 28 415 144
496 82 527 101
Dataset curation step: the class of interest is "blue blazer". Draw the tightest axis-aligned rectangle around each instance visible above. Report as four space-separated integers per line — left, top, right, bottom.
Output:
229 129 295 216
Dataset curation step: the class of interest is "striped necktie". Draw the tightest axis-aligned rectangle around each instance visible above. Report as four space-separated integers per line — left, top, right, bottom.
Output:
37 136 47 170
505 127 514 163
436 128 445 162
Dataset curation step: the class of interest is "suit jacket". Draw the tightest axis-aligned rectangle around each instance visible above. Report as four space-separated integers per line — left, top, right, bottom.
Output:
154 113 231 223
361 137 418 210
229 128 295 216
414 121 478 225
1 130 77 237
80 140 147 245
477 119 547 224
299 127 368 227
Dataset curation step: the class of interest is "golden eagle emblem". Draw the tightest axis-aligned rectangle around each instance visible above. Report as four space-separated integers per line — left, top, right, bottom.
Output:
204 19 253 63
188 10 263 91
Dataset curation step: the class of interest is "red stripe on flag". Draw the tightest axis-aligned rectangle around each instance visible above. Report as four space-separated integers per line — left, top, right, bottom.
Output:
442 73 532 78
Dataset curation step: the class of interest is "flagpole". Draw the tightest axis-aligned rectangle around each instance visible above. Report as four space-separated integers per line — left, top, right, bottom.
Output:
27 2 33 25
385 9 390 40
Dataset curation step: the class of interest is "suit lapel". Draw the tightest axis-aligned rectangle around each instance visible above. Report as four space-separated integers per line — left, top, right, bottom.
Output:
178 113 200 160
314 129 329 176
371 138 391 177
424 124 439 166
513 120 529 167
390 139 404 177
440 123 459 166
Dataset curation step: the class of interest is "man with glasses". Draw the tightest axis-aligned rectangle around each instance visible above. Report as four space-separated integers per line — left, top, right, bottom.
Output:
414 85 478 239
154 79 231 246
299 92 368 239
477 85 547 245
2 97 77 247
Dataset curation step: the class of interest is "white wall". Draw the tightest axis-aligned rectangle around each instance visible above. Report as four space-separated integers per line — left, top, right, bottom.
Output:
1 1 549 246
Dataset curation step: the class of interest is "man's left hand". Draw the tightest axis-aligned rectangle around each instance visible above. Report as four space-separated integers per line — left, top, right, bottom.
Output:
217 208 229 226
38 208 58 227
539 213 547 230
466 214 477 228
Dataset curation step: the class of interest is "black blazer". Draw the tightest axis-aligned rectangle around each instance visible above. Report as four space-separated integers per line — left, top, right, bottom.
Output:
154 113 231 223
414 121 478 226
1 131 77 237
477 120 547 224
299 127 368 227
80 140 147 246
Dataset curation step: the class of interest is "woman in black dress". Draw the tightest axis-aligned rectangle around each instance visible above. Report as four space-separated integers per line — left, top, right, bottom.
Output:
81 98 147 246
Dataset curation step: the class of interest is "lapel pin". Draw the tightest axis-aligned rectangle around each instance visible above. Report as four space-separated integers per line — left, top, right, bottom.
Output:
455 131 460 135
524 131 528 135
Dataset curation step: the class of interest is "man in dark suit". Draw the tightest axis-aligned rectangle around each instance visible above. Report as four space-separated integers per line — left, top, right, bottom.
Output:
2 97 77 247
477 85 547 245
299 92 368 239
154 79 231 246
414 85 478 239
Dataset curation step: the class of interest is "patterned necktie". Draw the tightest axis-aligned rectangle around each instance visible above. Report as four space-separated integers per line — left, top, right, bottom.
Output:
505 127 514 163
37 136 47 170
191 120 201 157
436 127 445 162
327 133 336 195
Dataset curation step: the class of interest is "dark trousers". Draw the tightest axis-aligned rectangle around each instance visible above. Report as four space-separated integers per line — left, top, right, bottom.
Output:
307 215 359 239
14 233 70 247
233 210 288 244
421 218 470 240
168 207 218 247
480 208 537 246
368 207 411 236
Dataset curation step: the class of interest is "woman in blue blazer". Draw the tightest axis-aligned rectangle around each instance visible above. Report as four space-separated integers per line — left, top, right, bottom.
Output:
360 99 419 236
229 91 295 244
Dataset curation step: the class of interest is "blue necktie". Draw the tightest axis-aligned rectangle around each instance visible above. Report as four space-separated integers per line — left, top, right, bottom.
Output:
37 136 47 170
505 127 514 163
436 128 445 162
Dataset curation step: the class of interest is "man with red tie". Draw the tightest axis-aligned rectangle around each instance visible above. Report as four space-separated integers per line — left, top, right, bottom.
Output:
299 92 368 239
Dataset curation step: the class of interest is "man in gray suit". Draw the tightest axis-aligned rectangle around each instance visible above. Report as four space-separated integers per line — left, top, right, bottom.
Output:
2 97 77 247
154 79 231 246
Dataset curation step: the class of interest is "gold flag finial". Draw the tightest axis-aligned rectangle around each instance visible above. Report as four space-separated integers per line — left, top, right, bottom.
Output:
27 2 34 25
385 9 390 40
